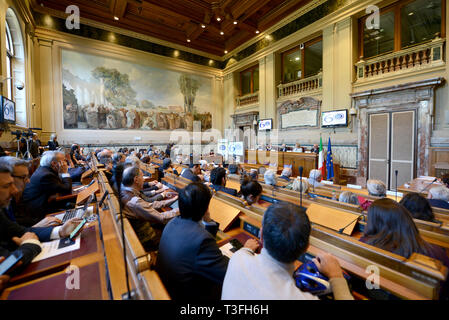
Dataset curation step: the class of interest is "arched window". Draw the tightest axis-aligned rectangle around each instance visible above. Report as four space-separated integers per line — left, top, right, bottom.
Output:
5 8 26 127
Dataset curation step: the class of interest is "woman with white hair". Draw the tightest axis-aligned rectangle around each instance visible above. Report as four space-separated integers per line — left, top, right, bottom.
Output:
264 169 277 186
308 169 323 188
287 177 309 194
279 167 292 182
339 191 359 205
47 133 59 151
366 180 387 197
428 186 449 210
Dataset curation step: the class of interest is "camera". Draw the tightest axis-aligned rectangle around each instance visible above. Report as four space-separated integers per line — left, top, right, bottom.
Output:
11 130 22 140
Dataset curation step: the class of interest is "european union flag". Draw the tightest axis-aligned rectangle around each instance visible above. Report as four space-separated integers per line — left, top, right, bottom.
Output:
326 137 334 180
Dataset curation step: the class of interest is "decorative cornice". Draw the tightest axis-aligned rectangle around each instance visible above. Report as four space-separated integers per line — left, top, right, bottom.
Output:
351 77 445 99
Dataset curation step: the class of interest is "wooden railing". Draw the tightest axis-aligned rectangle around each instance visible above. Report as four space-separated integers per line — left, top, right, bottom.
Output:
236 92 259 107
277 72 322 99
355 38 445 82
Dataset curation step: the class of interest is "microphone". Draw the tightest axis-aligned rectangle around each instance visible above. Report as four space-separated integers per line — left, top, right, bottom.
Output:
338 215 360 234
299 166 304 208
420 178 438 194
395 170 398 202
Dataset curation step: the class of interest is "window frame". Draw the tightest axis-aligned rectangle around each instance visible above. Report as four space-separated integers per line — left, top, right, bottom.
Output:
280 36 323 84
358 0 446 60
239 64 259 96
5 21 14 100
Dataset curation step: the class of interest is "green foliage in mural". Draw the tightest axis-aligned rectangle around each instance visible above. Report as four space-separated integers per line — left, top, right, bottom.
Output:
92 67 137 106
178 74 200 113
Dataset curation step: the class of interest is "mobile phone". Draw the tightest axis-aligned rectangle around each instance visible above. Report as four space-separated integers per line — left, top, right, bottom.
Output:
0 251 24 276
170 200 179 210
229 239 243 253
69 218 87 240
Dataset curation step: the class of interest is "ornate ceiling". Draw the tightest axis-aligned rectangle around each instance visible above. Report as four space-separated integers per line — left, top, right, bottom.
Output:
32 0 312 56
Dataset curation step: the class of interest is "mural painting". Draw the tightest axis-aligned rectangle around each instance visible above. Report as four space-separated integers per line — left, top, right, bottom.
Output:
62 50 212 131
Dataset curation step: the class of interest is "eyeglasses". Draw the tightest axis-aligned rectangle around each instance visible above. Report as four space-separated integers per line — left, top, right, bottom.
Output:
12 174 29 181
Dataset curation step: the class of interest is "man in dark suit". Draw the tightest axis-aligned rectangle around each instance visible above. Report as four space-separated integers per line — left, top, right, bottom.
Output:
157 183 254 300
47 134 59 151
210 167 237 196
181 163 201 182
0 165 80 272
21 151 72 225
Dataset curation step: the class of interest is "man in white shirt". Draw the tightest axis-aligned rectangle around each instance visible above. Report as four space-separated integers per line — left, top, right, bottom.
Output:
221 202 353 300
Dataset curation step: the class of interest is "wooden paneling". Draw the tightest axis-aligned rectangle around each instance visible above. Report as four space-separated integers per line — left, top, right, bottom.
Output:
33 0 312 56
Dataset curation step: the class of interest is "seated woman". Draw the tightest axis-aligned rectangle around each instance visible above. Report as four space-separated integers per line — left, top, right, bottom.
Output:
360 198 449 299
293 143 304 153
400 192 435 222
264 169 277 186
339 191 359 205
285 177 309 194
358 179 387 210
240 176 263 205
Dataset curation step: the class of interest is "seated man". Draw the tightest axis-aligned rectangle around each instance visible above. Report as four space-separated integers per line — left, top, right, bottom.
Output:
157 183 254 300
21 151 72 225
264 169 277 186
279 167 292 182
222 202 353 300
227 164 240 180
428 186 449 210
210 167 237 196
308 169 323 188
0 165 80 271
120 166 179 252
0 157 61 228
249 169 259 181
181 163 202 182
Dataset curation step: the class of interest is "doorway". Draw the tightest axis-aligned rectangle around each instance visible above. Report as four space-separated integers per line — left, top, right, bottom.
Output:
368 110 416 190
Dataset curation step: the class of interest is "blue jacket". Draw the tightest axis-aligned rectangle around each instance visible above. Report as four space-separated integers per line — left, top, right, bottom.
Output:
181 168 201 182
429 199 449 210
211 184 238 197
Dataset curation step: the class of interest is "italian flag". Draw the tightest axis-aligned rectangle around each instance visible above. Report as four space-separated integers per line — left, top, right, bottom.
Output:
318 136 325 178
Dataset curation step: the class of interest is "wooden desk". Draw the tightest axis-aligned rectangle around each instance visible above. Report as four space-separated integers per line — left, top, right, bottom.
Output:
245 150 318 178
1 224 110 300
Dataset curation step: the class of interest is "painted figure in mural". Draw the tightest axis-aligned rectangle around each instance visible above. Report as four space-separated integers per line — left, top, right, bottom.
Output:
156 112 168 130
97 104 108 129
184 112 194 131
178 75 200 113
86 103 99 128
118 108 127 128
64 103 78 128
196 112 212 130
139 111 148 128
148 111 157 129
166 113 176 130
106 113 119 129
126 110 136 129
174 113 182 129
133 111 141 129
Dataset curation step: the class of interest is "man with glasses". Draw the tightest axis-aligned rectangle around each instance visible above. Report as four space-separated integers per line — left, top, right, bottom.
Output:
0 164 82 280
0 157 66 228
21 151 72 225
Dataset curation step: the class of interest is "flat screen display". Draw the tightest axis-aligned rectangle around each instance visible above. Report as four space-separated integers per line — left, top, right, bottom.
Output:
321 110 348 127
258 119 272 131
1 96 16 124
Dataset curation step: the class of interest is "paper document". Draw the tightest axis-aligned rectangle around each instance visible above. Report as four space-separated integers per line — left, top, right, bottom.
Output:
32 237 81 263
219 242 235 259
